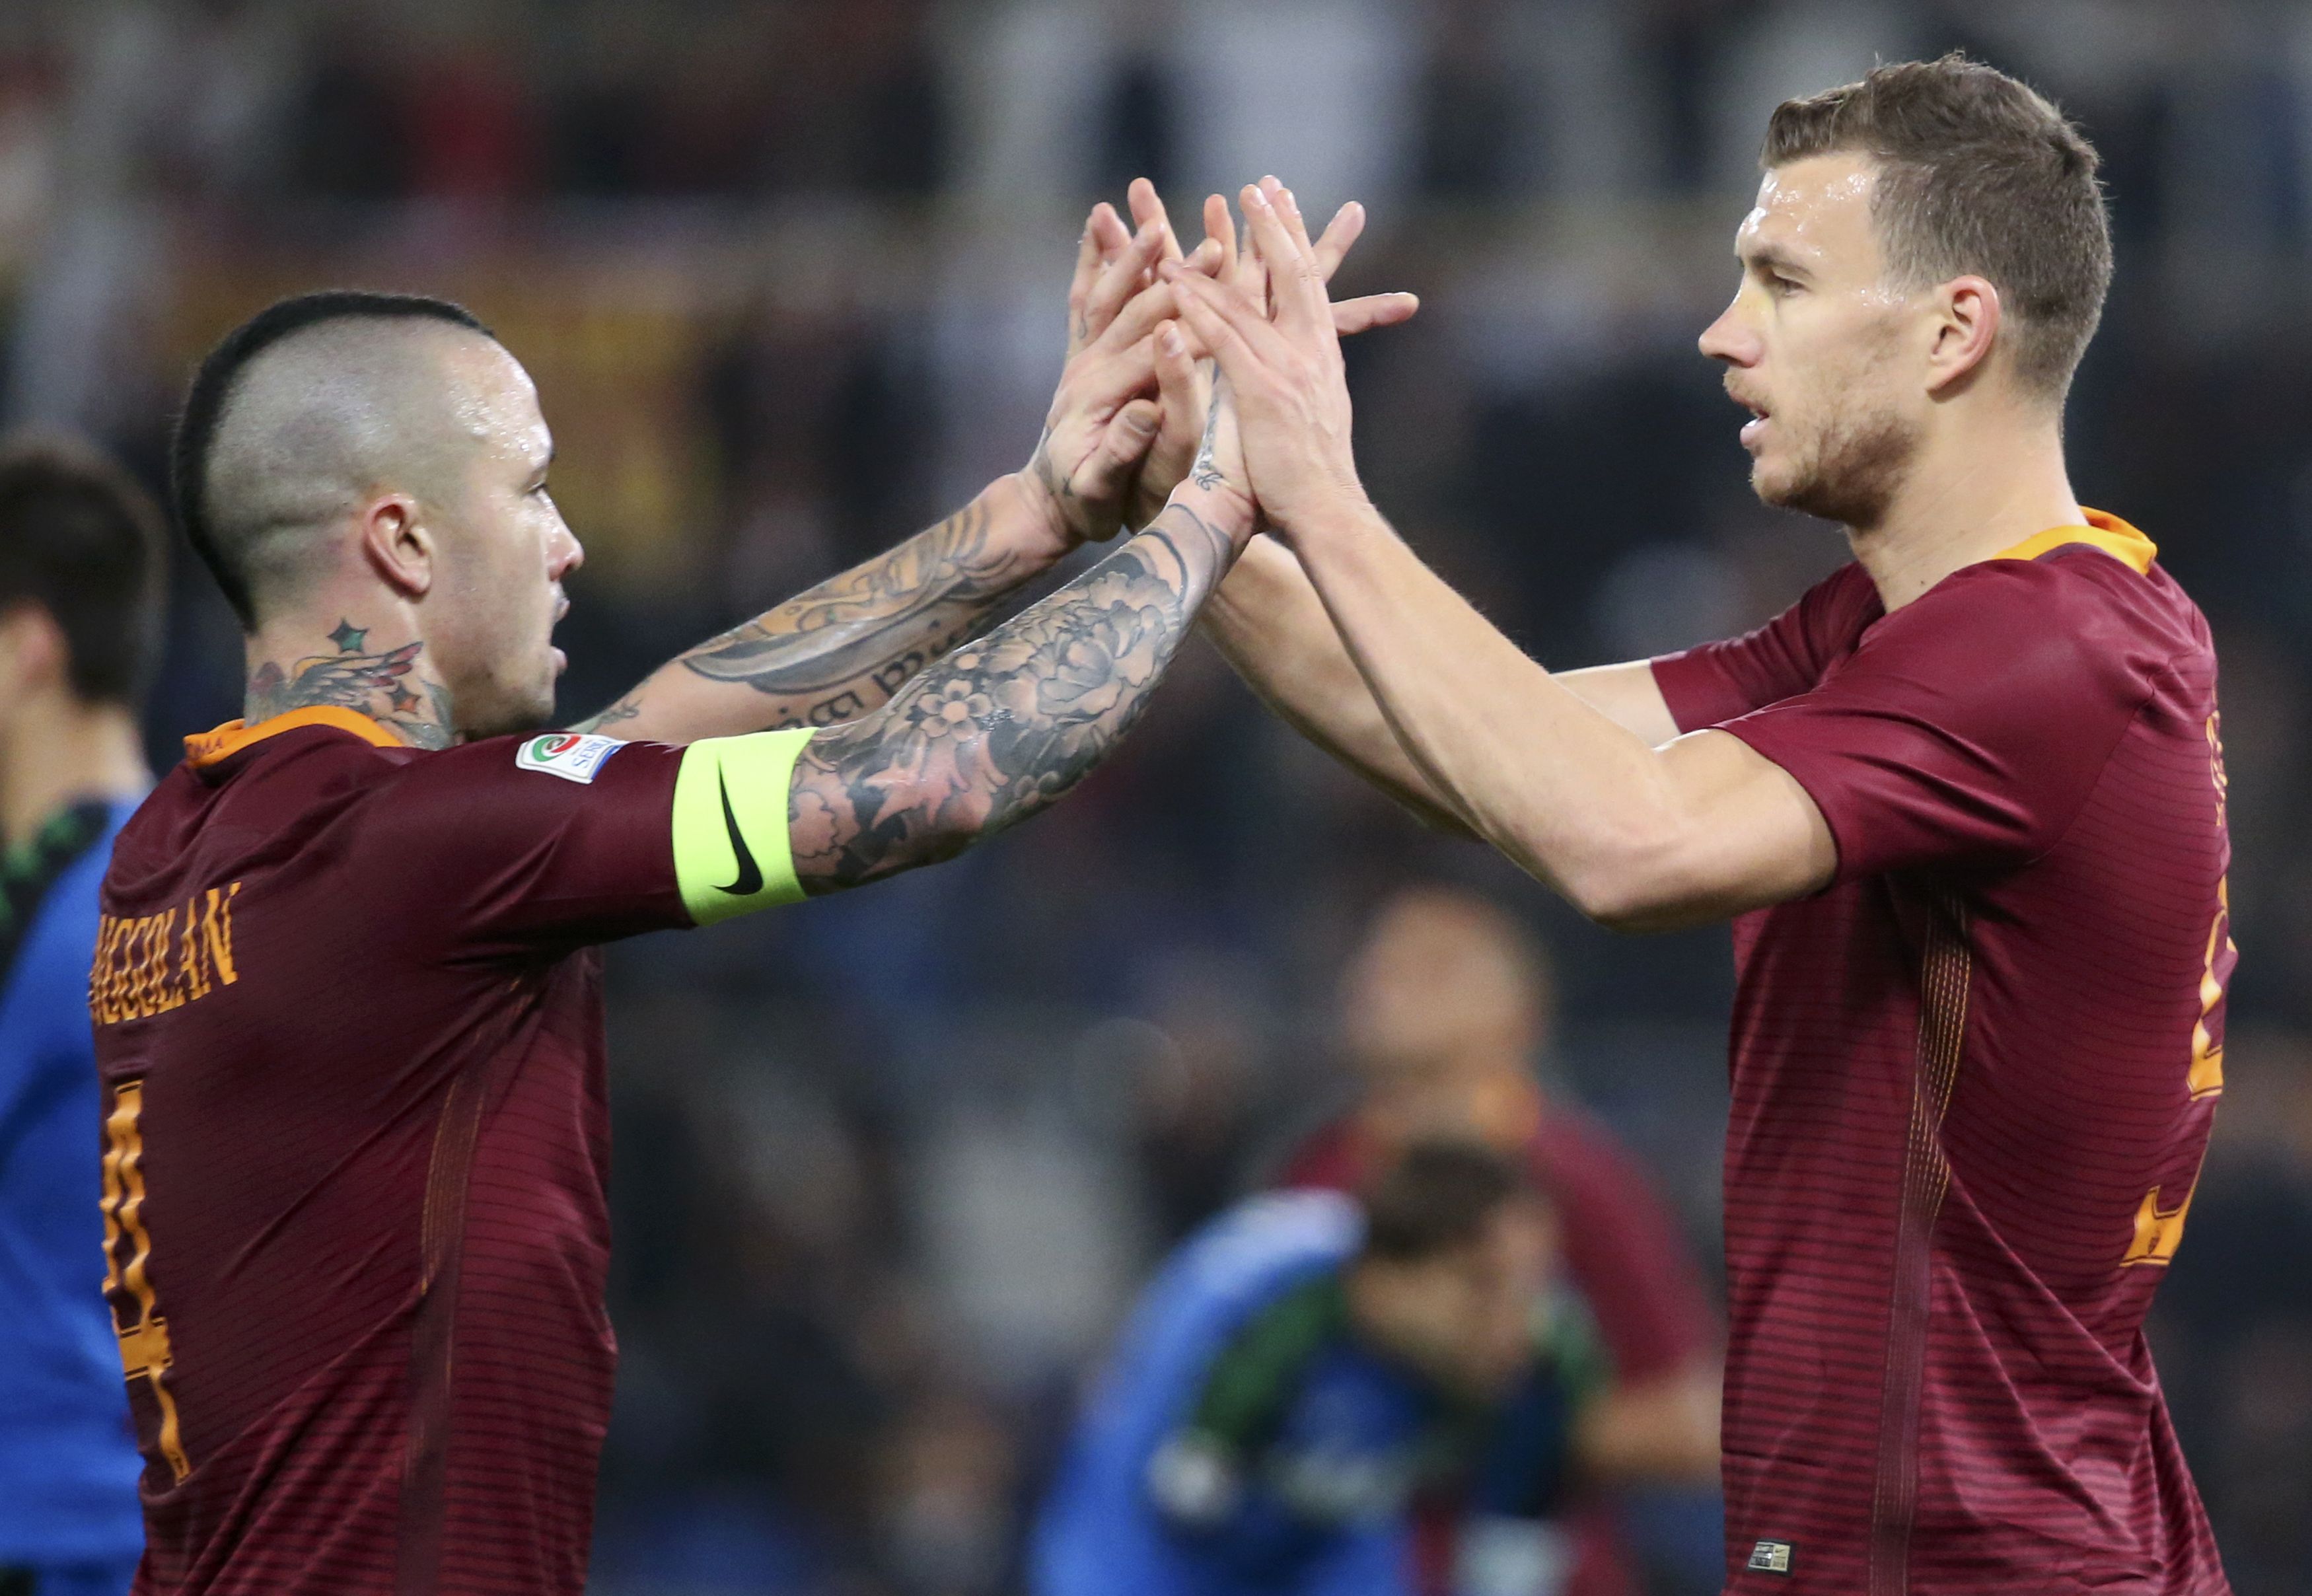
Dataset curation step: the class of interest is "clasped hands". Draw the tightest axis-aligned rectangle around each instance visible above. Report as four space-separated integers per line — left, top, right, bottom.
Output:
1023 175 1407 550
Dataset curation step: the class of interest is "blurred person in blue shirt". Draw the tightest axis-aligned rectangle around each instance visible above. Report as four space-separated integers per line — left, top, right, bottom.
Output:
0 437 166 1596
1034 1142 1607 1596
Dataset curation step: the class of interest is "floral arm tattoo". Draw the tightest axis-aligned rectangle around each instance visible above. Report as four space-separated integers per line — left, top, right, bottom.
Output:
571 498 1042 737
785 499 1243 892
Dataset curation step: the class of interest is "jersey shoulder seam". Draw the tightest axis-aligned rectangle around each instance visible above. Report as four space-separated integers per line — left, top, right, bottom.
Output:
2015 650 2197 872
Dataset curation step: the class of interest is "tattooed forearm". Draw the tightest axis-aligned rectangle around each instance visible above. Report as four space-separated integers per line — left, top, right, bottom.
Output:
571 696 641 735
246 620 454 749
674 499 1034 729
785 501 1241 891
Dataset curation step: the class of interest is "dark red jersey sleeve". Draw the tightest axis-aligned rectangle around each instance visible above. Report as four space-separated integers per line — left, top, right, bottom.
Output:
1712 554 2159 884
1650 563 1879 733
363 733 691 955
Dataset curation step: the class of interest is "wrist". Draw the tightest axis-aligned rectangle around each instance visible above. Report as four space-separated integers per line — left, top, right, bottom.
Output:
1262 485 1380 553
1001 466 1078 562
1164 477 1259 553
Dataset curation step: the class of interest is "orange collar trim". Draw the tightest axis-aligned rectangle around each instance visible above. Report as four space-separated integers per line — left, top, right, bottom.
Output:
1994 508 2156 575
184 706 406 769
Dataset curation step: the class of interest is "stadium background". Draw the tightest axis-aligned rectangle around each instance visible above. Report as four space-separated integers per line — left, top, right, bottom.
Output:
5 0 2312 1591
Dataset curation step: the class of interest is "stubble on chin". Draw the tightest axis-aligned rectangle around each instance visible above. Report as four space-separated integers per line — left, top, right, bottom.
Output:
1756 402 1922 530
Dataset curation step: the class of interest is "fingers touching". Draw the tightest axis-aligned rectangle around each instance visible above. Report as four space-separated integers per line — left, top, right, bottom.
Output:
1056 178 1414 524
1139 318 1210 511
1128 178 1185 266
1241 180 1331 344
1089 201 1133 261
1081 221 1169 349
1204 193 1239 285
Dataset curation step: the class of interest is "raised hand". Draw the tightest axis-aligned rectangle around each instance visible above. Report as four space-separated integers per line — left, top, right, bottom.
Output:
1023 209 1178 548
789 435 1258 892
1163 179 1370 540
1116 179 1418 528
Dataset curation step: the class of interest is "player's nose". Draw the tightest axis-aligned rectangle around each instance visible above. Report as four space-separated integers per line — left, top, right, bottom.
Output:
548 519 584 581
1698 299 1759 367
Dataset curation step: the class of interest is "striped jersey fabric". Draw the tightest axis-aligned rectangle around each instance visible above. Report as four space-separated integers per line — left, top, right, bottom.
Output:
92 710 693 1594
1651 514 2232 1594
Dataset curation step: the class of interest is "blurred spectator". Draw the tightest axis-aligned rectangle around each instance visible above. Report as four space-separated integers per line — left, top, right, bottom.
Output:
1280 886 1721 1596
1035 1145 1581 1596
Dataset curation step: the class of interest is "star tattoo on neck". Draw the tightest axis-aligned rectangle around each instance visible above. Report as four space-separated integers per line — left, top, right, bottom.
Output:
328 620 369 653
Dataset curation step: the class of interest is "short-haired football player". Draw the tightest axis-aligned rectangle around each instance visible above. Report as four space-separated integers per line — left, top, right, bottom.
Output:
1184 55 2234 1595
89 194 1412 1595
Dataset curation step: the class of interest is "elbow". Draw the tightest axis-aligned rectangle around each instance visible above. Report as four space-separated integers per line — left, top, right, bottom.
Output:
1548 824 1704 935
1565 873 1675 935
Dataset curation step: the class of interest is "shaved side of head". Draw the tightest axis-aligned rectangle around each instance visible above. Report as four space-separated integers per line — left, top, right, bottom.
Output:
173 293 495 629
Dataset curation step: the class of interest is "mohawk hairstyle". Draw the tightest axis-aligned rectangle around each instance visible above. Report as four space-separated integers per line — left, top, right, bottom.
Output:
170 291 492 629
1763 54 2113 398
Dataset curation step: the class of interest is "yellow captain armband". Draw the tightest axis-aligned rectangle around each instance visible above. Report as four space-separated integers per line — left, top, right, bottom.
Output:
670 728 816 924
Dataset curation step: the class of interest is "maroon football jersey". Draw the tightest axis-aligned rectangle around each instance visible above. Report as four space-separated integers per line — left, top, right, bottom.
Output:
1651 514 2233 1594
91 707 692 1595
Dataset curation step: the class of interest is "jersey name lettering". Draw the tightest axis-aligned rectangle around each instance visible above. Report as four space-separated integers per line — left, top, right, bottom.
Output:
90 883 242 1025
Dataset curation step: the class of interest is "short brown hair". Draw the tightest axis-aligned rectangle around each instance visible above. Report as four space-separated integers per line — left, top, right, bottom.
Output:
0 435 168 706
1763 54 2112 398
1359 1141 1529 1263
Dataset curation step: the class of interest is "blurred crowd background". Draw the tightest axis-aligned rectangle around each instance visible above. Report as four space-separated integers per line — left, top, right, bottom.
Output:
8 0 2312 1592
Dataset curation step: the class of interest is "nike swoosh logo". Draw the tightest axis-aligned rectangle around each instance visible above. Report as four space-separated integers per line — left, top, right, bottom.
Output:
715 770 764 897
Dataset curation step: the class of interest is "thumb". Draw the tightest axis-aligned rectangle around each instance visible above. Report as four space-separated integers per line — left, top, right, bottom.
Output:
1081 398 1162 498
1153 320 1202 414
1153 324 1205 455
1113 398 1161 446
1141 322 1208 506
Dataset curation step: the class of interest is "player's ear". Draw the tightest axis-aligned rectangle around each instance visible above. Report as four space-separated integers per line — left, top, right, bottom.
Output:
358 494 435 600
1924 275 2001 395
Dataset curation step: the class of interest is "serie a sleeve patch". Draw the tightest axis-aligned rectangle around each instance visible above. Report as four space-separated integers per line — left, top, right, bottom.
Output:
514 732 628 784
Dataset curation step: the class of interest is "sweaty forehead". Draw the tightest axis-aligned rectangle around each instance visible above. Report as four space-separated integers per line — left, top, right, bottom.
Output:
439 336 549 471
1738 152 1883 278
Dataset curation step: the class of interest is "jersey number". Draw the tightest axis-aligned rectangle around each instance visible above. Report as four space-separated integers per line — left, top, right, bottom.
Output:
2122 717 2233 1269
100 1080 190 1481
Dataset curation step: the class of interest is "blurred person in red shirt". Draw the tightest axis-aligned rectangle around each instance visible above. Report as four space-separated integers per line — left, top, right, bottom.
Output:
1280 883 1721 1596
